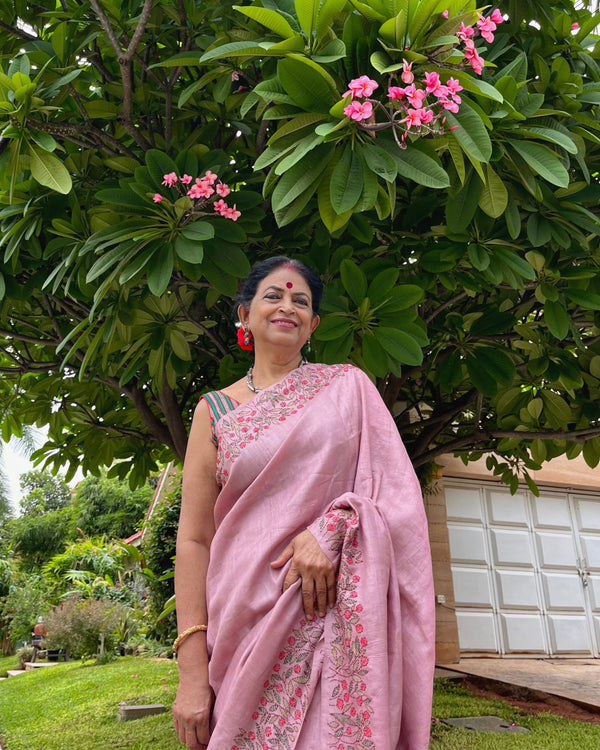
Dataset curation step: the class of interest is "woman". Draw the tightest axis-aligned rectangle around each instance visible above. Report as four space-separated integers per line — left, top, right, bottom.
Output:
172 256 435 750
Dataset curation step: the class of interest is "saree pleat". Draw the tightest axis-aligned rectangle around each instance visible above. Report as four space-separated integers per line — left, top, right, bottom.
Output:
204 364 434 750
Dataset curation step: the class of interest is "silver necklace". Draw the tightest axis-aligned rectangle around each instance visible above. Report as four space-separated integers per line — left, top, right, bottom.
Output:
246 358 307 393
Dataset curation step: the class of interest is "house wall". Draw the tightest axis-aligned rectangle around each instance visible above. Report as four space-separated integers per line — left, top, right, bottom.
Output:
425 453 600 663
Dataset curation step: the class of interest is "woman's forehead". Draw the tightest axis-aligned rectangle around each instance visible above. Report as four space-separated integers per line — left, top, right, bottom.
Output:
257 268 311 295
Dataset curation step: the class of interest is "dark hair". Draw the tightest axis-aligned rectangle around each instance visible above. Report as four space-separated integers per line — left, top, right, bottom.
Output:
236 256 323 316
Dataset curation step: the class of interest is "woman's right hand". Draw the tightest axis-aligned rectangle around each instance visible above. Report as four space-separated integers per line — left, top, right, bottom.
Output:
172 681 213 749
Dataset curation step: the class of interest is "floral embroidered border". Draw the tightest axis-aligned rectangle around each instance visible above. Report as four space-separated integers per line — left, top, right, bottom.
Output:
231 506 373 750
216 364 351 486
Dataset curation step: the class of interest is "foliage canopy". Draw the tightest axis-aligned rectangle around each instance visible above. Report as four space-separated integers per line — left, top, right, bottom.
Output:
1 0 600 491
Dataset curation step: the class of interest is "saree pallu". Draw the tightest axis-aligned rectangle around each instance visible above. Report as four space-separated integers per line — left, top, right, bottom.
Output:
205 363 435 750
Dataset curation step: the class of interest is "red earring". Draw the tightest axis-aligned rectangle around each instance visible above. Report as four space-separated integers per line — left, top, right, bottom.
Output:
237 326 253 350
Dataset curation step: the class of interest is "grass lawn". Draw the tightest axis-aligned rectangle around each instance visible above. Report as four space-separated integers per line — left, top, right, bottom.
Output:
431 678 600 749
2 658 600 749
0 656 181 750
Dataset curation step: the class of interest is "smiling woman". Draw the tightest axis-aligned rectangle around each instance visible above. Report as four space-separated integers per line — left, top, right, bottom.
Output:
172 256 434 750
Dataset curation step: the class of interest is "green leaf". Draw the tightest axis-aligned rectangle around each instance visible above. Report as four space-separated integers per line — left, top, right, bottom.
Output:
362 334 390 377
28 145 72 194
565 288 600 310
330 145 363 214
147 244 174 296
84 100 118 119
377 140 449 188
479 164 508 218
540 390 572 426
271 144 332 211
95 188 149 209
446 170 480 232
313 314 351 341
444 100 492 163
29 131 57 152
277 57 336 113
181 221 215 241
507 139 569 188
467 347 515 397
360 144 397 182
233 5 296 38
493 246 536 281
168 329 191 362
295 0 319 38
175 236 204 264
200 41 276 63
207 241 251 277
373 326 423 366
368 267 399 305
583 437 600 469
315 0 348 39
340 258 367 305
467 244 489 271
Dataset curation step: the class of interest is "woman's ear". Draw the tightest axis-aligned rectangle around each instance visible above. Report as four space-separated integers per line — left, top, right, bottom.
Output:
310 315 320 334
237 303 249 328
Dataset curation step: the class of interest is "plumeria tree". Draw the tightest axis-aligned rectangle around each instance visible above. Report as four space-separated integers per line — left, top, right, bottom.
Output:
1 0 600 492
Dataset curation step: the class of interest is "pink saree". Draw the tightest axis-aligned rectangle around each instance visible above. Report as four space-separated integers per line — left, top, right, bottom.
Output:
205 363 434 750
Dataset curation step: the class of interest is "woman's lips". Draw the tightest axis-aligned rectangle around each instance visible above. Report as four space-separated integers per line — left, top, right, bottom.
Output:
271 319 297 328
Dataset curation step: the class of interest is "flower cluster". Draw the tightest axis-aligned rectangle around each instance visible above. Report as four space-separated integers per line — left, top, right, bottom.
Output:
343 72 463 143
153 171 241 221
456 8 504 74
342 9 504 144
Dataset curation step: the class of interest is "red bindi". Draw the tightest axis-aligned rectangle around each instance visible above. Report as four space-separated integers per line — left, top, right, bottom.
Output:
286 282 293 288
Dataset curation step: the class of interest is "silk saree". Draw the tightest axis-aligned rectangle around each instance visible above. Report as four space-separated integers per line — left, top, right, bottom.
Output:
204 363 435 750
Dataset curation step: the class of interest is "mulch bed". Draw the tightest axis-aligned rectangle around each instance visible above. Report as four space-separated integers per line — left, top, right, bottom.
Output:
462 676 600 725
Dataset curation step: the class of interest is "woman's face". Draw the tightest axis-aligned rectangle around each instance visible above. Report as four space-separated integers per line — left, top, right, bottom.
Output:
239 267 320 354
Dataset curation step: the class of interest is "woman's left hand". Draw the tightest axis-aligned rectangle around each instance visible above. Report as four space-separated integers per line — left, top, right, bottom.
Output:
270 529 336 620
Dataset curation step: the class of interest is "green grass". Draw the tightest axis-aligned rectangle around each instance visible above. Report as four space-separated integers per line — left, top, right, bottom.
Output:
431 678 600 749
0 655 20 678
2 660 600 749
0 656 181 750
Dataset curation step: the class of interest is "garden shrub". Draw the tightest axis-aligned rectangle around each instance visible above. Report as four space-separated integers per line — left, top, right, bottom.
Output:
45 596 128 662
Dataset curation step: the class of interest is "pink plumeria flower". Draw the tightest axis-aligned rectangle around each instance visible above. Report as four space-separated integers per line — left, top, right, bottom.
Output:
420 109 435 124
161 172 178 187
180 174 193 185
343 100 373 121
477 14 497 43
404 84 427 109
424 72 448 98
153 193 163 203
465 45 485 74
441 10 449 18
216 182 230 197
343 75 378 99
490 9 504 24
441 98 460 113
203 170 218 185
227 205 241 221
571 22 580 31
388 86 405 100
401 60 414 85
446 77 463 95
402 109 423 129
457 22 474 42
213 199 228 213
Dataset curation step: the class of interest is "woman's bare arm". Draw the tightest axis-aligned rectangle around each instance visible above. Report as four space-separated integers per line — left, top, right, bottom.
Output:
172 399 219 750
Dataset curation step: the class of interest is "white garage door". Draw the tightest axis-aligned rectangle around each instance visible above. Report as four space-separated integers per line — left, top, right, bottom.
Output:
445 479 600 656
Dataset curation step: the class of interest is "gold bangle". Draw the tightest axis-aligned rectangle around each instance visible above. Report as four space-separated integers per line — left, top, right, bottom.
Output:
173 624 208 653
